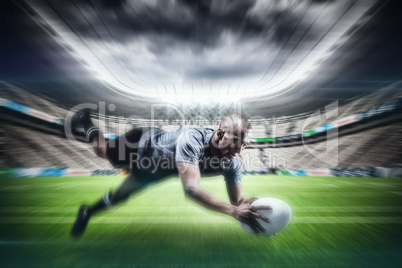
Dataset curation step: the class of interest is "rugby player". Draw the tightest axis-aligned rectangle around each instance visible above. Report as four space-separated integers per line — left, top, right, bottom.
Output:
70 110 271 237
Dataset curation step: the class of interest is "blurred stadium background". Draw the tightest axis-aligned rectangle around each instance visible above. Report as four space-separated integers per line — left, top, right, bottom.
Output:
1 0 402 267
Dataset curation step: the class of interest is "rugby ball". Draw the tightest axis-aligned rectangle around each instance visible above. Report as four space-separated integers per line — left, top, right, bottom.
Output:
240 198 292 236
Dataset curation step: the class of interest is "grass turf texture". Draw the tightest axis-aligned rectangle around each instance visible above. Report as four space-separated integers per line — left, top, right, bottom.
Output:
0 175 401 267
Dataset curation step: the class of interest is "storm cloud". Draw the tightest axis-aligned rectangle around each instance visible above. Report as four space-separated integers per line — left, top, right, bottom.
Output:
40 0 342 47
27 0 376 97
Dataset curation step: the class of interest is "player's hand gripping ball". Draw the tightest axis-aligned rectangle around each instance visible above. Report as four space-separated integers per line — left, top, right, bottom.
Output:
240 198 292 236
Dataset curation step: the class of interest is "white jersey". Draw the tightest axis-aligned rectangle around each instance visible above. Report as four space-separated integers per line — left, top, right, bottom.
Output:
135 127 242 184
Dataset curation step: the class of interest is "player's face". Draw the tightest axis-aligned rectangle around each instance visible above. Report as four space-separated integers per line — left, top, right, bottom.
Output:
218 128 251 161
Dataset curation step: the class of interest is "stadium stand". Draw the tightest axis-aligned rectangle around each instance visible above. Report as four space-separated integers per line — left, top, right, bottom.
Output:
239 122 401 172
0 82 112 169
2 124 112 169
1 81 401 172
240 85 402 172
0 81 69 118
244 121 402 171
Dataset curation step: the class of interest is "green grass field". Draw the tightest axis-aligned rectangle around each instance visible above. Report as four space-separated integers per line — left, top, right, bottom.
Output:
0 174 401 267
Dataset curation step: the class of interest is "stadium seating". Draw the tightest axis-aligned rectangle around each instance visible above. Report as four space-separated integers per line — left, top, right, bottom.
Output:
1 81 401 171
2 124 111 169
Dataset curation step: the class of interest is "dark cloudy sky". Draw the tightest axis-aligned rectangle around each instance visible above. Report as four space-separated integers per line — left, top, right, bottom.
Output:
23 0 378 98
1 0 402 118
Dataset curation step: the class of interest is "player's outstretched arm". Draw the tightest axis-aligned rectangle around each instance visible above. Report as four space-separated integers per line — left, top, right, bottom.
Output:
226 183 272 233
177 162 234 215
177 162 271 233
225 182 245 206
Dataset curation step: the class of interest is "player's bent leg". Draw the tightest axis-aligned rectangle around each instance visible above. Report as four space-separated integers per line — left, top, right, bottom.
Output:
70 108 109 159
70 172 148 238
91 136 108 159
71 108 103 143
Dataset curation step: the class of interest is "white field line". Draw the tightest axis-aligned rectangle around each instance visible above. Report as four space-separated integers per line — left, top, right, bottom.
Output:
0 192 397 197
1 206 402 213
4 181 400 188
293 217 402 224
391 191 402 195
338 181 356 185
0 186 30 191
0 216 402 224
54 185 82 190
0 184 340 189
320 183 340 188
293 206 402 212
367 183 401 188
0 182 91 191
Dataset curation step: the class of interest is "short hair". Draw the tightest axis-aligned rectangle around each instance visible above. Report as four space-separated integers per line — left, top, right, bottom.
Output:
219 113 252 133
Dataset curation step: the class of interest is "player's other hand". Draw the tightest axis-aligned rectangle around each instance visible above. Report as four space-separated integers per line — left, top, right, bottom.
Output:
231 199 272 234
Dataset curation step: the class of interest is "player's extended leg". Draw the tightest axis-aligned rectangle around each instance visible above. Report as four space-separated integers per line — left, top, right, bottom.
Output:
70 109 147 237
71 171 149 237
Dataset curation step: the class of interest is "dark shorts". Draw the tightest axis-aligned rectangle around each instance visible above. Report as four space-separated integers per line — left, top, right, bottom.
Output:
106 128 146 169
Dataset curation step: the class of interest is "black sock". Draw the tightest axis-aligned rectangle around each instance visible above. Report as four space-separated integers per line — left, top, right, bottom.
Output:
88 191 113 215
86 126 101 143
79 112 101 143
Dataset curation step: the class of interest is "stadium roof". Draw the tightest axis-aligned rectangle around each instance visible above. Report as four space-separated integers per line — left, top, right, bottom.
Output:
1 0 402 121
